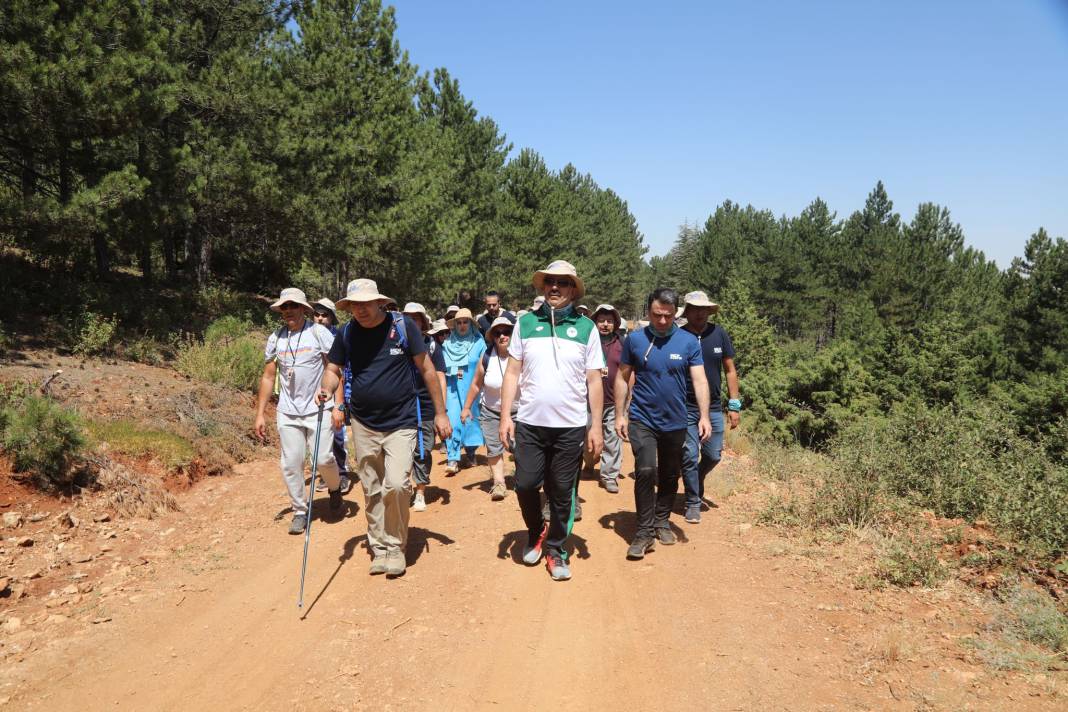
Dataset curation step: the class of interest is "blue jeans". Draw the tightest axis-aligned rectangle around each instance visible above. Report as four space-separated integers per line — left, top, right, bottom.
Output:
682 409 725 507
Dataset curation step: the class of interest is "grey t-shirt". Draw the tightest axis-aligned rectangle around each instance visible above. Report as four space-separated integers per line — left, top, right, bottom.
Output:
264 321 335 417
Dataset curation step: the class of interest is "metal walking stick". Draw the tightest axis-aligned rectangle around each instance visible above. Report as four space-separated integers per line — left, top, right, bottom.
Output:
298 402 326 609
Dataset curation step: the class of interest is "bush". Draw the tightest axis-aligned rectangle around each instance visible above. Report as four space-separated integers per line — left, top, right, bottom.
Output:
0 385 86 488
70 311 118 356
85 419 195 470
175 317 266 392
872 534 947 588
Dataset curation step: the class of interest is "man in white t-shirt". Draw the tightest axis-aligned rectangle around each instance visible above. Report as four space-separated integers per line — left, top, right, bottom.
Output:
500 261 605 581
254 288 344 534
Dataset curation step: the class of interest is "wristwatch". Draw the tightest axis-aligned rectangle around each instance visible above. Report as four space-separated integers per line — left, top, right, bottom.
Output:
727 398 742 412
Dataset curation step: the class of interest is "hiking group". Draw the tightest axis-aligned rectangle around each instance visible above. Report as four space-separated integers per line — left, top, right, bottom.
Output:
254 260 740 581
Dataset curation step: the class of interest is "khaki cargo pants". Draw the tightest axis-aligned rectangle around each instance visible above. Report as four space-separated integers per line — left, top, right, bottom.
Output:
350 420 416 559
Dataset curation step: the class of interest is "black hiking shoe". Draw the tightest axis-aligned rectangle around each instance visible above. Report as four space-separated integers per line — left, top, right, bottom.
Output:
329 487 342 512
627 536 655 560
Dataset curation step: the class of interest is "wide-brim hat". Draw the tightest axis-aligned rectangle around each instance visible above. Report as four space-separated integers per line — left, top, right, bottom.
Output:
445 304 460 316
312 298 338 321
577 304 590 312
270 287 313 313
447 307 475 328
402 302 431 331
682 290 720 314
532 260 585 299
592 303 621 328
336 279 391 309
427 318 449 335
485 315 515 341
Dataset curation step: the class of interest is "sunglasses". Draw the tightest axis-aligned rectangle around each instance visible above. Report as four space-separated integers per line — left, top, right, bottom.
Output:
493 329 513 338
280 302 302 310
543 277 574 288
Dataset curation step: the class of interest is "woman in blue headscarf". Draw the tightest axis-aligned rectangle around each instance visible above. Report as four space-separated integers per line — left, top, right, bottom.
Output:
443 308 486 473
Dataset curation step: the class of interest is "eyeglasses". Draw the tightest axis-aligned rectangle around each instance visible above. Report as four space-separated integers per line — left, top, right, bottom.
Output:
543 277 574 288
493 330 512 338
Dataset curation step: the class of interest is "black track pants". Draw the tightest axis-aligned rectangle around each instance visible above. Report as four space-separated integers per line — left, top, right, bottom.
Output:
514 422 585 554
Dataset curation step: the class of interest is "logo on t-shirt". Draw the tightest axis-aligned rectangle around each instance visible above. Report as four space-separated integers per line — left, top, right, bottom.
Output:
713 347 722 354
535 326 544 332
670 353 683 360
390 348 403 356
566 327 578 338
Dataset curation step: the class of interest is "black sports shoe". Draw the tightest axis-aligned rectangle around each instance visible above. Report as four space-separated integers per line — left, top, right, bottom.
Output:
626 536 655 559
655 527 676 545
329 488 342 512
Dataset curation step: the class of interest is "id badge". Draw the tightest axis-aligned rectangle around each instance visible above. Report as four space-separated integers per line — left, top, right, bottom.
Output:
287 367 295 393
456 368 464 381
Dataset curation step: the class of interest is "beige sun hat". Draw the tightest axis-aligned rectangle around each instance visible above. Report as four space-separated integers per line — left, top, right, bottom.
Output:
592 303 621 328
336 278 390 309
485 315 515 341
270 287 313 313
402 302 431 331
682 290 720 314
447 307 475 328
532 260 585 299
427 318 449 335
312 298 338 321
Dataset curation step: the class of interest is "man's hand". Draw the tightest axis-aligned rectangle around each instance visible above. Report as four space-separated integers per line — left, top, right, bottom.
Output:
460 407 472 423
434 412 452 440
254 413 267 443
728 411 740 430
499 413 515 452
698 416 712 443
615 414 629 442
331 406 344 431
586 423 603 459
316 388 331 405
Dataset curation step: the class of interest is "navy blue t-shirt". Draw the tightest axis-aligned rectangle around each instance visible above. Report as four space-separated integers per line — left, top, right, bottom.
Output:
415 337 446 416
328 314 427 431
621 326 703 432
685 324 736 413
477 310 516 335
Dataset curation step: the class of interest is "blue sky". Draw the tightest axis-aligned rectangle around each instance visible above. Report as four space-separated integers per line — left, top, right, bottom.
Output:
390 0 1068 267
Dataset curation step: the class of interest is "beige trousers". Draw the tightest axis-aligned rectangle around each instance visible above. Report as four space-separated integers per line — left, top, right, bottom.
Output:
350 420 416 558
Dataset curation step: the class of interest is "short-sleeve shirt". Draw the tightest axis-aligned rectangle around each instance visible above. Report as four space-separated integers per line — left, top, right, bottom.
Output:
416 336 446 416
264 321 335 417
508 307 604 428
621 326 703 432
477 310 516 335
685 324 736 413
328 314 427 431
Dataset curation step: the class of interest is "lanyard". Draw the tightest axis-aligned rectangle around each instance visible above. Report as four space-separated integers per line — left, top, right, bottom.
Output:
284 321 307 368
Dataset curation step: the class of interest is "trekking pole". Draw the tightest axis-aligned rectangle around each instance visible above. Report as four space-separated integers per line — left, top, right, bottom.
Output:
298 402 326 609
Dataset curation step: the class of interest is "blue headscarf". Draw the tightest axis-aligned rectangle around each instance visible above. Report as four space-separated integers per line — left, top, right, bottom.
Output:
443 323 482 376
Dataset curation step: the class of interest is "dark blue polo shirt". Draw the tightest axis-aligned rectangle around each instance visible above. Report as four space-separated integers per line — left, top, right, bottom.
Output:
328 314 427 431
685 324 736 412
621 326 702 432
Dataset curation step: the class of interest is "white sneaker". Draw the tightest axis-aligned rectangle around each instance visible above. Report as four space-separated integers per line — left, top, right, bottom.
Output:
412 491 427 512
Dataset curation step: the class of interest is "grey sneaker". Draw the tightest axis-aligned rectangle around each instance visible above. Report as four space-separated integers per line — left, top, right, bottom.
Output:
288 514 307 535
573 498 583 522
603 478 619 494
412 491 427 512
656 527 676 545
445 461 460 475
627 536 655 559
490 482 507 501
385 551 406 577
338 474 353 494
369 556 388 575
545 550 571 581
685 505 701 524
522 524 548 565
541 500 551 522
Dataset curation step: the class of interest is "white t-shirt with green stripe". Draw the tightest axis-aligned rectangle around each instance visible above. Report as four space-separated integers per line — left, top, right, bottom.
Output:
507 308 605 428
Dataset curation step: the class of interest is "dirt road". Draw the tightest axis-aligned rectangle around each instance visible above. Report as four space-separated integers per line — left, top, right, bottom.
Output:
2 449 1061 710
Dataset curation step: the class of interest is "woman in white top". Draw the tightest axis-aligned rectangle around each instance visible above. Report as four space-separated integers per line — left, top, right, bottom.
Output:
461 316 519 501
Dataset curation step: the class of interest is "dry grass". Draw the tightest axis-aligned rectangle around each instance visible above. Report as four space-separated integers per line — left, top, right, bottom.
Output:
93 455 180 519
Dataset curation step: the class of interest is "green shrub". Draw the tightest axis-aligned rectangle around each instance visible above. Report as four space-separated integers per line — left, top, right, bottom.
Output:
71 311 118 356
0 387 86 488
85 419 195 470
873 534 947 588
175 317 266 392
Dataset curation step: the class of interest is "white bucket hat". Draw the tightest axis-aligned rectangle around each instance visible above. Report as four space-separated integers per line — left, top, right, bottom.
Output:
402 302 431 331
270 287 313 313
336 279 391 309
427 318 449 335
312 298 338 322
592 303 621 328
682 290 720 314
532 260 585 299
445 304 460 317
